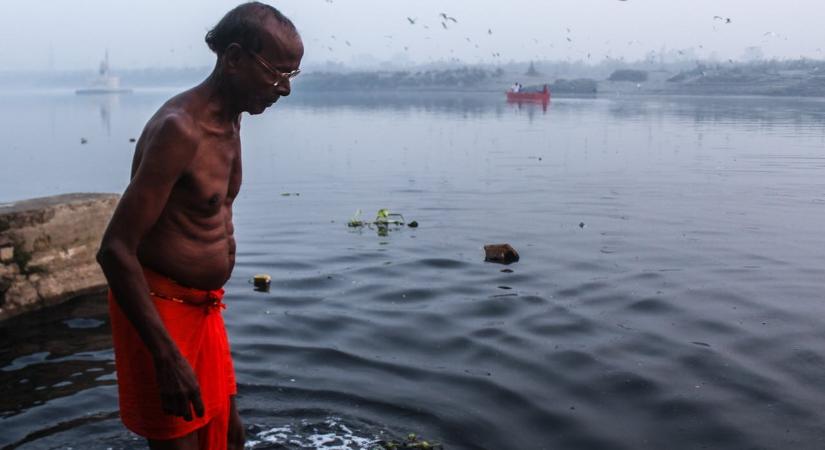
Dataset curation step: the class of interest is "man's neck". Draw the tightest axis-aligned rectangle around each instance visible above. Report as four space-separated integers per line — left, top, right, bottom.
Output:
197 69 242 130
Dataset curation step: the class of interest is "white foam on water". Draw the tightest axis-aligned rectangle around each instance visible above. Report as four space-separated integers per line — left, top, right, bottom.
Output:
245 417 379 450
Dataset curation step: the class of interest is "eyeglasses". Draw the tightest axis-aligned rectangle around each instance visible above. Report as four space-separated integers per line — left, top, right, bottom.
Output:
242 46 300 87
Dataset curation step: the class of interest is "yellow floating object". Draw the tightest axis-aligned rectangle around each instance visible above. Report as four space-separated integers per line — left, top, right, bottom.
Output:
253 274 272 289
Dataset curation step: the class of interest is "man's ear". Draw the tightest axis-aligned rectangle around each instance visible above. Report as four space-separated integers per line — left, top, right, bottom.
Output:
223 43 244 73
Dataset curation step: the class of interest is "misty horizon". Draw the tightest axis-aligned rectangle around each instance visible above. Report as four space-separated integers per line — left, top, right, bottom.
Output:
1 0 822 73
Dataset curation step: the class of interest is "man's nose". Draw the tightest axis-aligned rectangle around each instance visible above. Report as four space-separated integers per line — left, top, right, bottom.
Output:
276 79 291 96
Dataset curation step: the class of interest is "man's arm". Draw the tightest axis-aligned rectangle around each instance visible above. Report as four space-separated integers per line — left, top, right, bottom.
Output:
97 113 204 421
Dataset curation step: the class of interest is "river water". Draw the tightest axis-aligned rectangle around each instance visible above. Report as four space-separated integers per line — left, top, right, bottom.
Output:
1 89 825 449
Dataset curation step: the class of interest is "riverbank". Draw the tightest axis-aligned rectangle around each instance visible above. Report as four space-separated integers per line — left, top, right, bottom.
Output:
0 193 117 321
296 61 825 97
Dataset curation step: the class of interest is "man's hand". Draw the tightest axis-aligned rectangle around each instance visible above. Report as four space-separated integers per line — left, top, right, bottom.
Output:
154 352 204 421
228 395 245 449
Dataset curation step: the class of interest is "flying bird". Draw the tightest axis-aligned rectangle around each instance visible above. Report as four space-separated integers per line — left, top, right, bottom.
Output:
406 17 417 25
488 28 493 35
713 16 732 23
439 12 458 23
441 21 448 29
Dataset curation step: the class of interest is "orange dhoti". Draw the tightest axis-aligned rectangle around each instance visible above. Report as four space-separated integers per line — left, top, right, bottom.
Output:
108 267 237 447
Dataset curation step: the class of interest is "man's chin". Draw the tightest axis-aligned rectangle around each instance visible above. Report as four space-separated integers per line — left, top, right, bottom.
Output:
247 104 268 115
248 99 277 115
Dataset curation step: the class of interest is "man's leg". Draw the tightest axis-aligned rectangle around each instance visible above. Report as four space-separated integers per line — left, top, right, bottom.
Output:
227 395 245 449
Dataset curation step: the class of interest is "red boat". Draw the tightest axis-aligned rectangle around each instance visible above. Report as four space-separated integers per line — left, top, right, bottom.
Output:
506 84 551 102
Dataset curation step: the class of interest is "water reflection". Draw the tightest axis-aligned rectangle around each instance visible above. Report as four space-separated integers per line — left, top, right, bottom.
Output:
0 292 114 419
507 97 549 113
80 93 121 137
282 91 825 132
286 90 506 116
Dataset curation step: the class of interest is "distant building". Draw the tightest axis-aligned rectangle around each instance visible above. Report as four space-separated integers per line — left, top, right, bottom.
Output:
525 61 540 77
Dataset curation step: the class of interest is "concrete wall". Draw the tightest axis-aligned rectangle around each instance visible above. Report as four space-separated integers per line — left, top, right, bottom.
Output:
0 193 118 321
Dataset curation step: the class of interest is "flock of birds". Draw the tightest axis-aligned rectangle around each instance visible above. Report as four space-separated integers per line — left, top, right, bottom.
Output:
312 2 802 65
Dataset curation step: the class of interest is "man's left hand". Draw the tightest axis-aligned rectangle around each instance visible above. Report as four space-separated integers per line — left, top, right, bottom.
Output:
228 395 245 450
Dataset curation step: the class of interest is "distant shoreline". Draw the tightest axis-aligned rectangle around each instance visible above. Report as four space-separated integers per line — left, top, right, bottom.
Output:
3 58 825 99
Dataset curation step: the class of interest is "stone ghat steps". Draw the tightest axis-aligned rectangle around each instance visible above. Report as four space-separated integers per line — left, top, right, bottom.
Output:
0 193 118 321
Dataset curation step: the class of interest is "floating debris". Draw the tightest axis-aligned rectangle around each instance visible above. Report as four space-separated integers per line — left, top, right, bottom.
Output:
252 274 271 291
280 192 300 196
484 243 520 264
348 209 416 233
129 138 136 142
376 432 444 449
80 138 88 144
579 222 585 228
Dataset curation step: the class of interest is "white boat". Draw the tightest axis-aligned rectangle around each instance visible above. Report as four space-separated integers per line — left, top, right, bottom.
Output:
75 51 132 95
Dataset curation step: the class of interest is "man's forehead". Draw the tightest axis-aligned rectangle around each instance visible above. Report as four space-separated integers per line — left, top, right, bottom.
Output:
260 18 303 62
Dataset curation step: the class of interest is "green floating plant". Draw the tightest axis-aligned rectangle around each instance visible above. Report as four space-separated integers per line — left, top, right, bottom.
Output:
348 208 408 228
347 209 365 227
375 208 405 226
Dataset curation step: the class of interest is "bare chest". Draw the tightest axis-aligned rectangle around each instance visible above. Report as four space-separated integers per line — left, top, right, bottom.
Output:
175 138 242 215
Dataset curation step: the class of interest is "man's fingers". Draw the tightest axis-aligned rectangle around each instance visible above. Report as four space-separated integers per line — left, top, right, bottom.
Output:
171 392 190 421
191 390 205 418
161 394 177 416
163 392 189 419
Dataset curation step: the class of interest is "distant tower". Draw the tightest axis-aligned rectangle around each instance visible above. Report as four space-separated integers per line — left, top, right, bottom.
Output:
76 49 131 94
99 50 110 76
525 61 540 77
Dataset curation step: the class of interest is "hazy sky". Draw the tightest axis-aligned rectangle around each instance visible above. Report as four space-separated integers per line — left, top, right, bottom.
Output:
1 0 822 71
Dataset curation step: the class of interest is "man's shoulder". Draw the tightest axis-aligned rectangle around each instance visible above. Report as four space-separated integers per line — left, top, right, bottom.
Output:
146 104 199 147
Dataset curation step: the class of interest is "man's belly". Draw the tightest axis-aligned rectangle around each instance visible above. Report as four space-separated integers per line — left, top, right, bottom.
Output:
137 233 235 290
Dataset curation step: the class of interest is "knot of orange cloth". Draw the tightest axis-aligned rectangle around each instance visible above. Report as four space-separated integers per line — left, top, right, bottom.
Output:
205 290 227 314
143 267 227 314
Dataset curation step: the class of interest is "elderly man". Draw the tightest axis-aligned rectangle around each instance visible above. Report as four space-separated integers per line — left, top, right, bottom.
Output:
96 3 302 449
